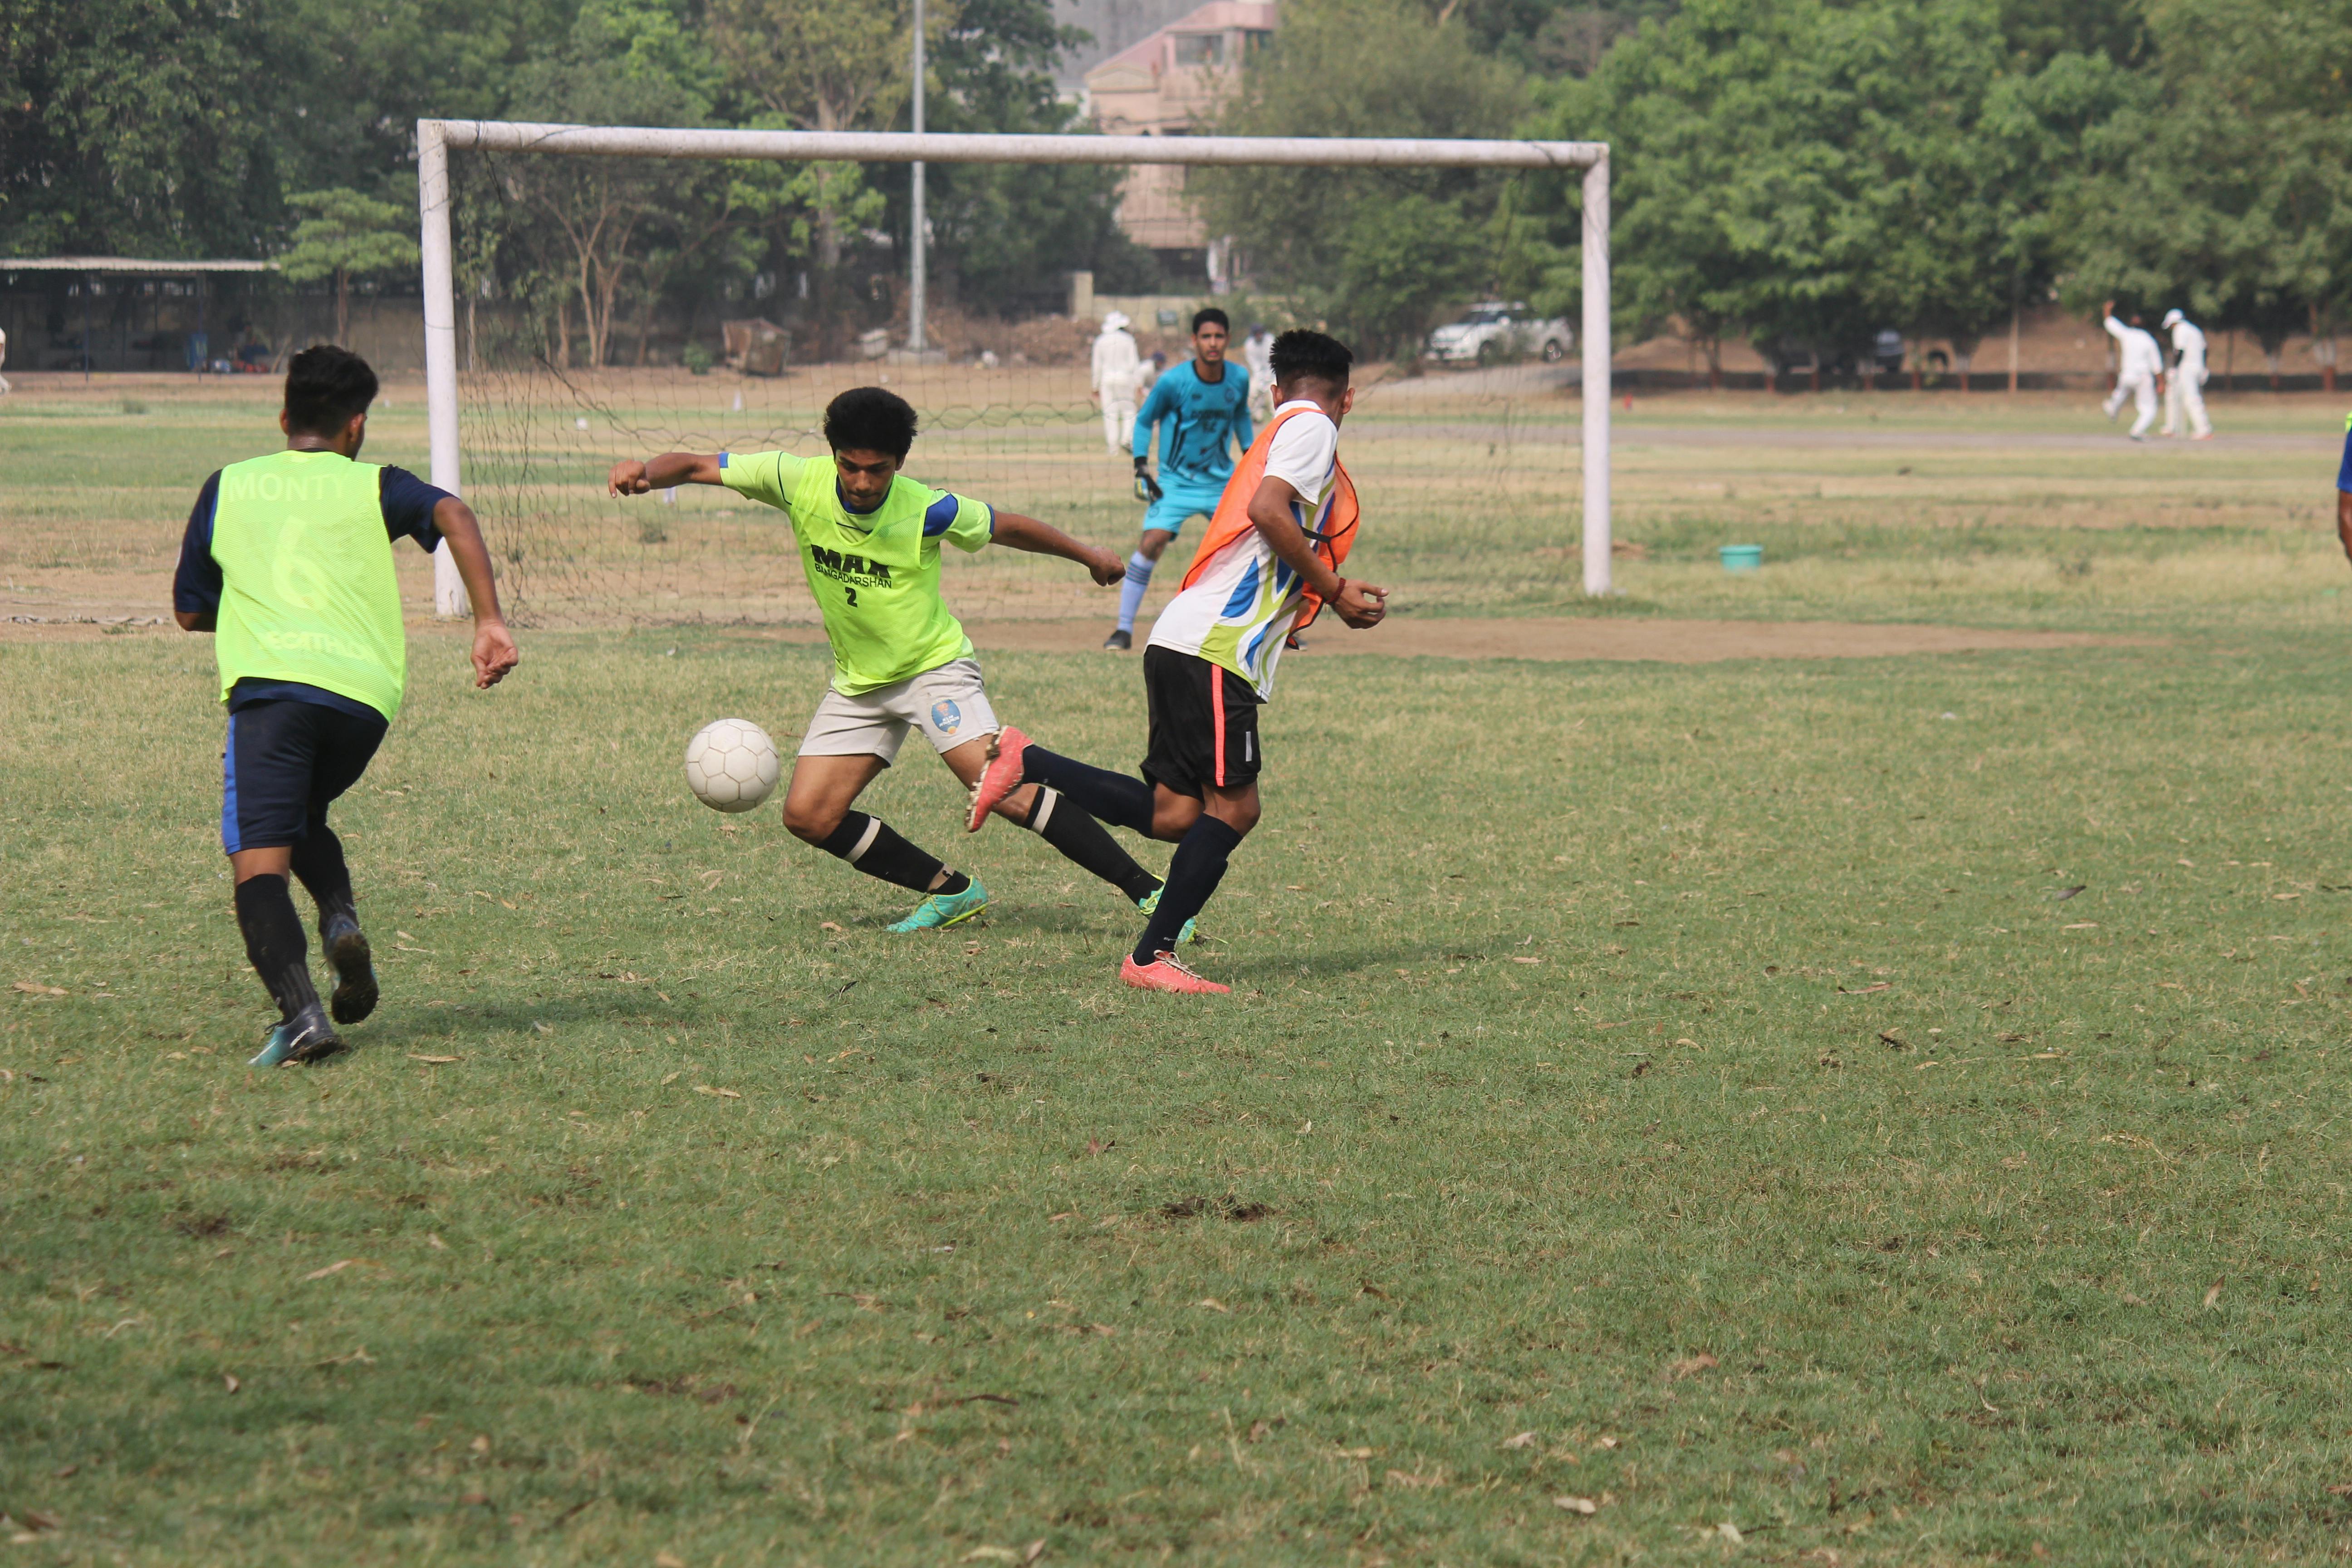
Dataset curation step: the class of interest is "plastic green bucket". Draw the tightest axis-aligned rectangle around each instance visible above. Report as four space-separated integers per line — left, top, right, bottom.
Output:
1719 544 1764 573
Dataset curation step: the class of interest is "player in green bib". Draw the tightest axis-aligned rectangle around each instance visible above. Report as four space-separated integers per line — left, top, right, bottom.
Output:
174 345 519 1066
609 387 1193 934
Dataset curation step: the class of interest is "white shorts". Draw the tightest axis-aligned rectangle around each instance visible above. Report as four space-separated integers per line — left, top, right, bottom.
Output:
797 657 998 765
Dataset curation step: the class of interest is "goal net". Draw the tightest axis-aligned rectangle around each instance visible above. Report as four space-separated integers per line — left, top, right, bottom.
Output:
418 122 1612 627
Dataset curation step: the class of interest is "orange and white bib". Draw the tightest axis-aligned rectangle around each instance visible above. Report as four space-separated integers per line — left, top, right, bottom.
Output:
1146 402 1357 699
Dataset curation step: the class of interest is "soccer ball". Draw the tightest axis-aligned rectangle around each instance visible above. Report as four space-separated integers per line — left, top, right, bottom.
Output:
684 718 780 813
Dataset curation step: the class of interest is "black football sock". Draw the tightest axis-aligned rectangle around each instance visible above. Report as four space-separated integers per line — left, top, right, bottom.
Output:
1134 815 1243 964
1024 787 1160 903
234 874 321 1022
289 822 358 933
294 821 377 1024
815 811 953 895
1018 745 1156 836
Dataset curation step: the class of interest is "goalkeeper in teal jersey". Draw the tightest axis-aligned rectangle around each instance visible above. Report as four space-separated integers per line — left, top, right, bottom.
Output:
1105 307 1254 651
610 387 1193 935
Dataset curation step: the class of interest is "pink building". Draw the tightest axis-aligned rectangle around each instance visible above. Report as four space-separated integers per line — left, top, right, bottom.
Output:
1085 1 1277 253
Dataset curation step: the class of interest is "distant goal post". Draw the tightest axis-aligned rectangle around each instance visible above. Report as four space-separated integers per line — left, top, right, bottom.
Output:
414 118 1613 613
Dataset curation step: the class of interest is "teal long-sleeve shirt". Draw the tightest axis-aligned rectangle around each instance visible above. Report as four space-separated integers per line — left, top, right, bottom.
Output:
1132 359 1254 486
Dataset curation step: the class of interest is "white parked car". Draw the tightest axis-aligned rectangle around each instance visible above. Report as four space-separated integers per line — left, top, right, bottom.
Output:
1424 302 1572 366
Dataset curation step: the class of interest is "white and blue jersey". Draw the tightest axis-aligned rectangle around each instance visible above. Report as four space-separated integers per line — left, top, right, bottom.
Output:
1133 360 1253 531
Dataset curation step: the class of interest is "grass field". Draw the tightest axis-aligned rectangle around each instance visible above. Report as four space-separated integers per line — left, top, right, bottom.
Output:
6 378 2352 1563
8 370 2352 632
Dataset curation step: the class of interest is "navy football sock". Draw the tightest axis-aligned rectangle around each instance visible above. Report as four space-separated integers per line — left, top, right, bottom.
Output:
1134 814 1242 964
289 822 357 931
1024 787 1160 902
1020 745 1156 836
234 874 320 1022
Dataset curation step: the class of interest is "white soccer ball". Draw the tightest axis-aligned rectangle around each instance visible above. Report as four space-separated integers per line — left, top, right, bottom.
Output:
684 718 780 814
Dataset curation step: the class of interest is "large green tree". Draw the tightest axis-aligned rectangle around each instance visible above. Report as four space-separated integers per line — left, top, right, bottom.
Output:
279 186 423 344
1857 8 2139 384
2060 0 2352 387
1195 0 1529 357
880 0 1152 316
0 0 290 256
490 0 735 367
1993 0 2146 67
1540 0 1884 382
704 0 922 349
279 0 573 198
1539 0 2134 385
37 0 2337 387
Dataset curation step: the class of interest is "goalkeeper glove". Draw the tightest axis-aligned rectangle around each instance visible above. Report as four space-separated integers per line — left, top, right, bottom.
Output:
1132 457 1163 505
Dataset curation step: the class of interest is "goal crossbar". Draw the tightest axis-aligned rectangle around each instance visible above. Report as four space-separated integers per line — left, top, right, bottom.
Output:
416 118 1612 608
427 120 1606 170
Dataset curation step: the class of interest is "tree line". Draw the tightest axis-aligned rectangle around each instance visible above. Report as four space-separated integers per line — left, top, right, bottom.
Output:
0 0 1157 359
1554 0 2352 382
1213 0 2352 376
6 0 2347 372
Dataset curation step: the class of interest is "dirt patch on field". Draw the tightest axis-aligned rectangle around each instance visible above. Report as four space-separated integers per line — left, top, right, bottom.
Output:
953 617 2136 663
6 611 2136 662
1 613 178 643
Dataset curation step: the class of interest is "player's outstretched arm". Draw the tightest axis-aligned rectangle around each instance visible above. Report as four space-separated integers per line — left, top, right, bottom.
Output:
433 496 521 689
609 453 724 495
1245 476 1387 629
991 511 1126 586
2336 488 2352 567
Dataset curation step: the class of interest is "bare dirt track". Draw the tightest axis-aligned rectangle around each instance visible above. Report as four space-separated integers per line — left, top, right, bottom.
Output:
769 616 2132 663
6 609 2132 664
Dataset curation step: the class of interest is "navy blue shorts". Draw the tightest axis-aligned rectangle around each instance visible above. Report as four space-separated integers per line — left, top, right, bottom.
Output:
220 699 387 854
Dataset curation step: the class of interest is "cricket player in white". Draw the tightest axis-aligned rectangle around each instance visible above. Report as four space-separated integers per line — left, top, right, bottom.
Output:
1241 323 1275 421
1090 312 1141 455
2102 300 2166 441
2160 308 2213 440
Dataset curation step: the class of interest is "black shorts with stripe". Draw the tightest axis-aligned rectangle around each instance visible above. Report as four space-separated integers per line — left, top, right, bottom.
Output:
1141 645 1262 797
221 695 387 854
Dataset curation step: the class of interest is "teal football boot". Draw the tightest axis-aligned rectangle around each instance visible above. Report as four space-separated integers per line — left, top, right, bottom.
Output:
249 1003 344 1068
1136 885 1200 945
888 878 992 933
